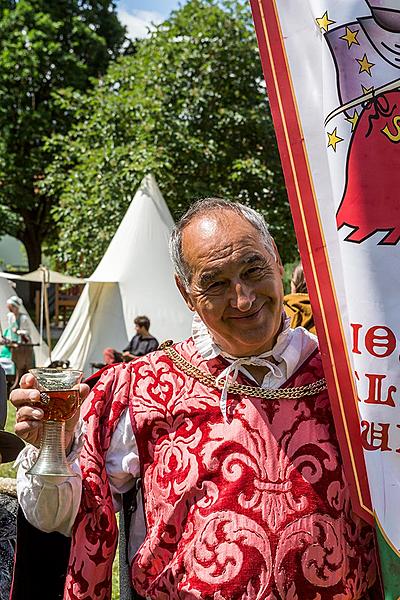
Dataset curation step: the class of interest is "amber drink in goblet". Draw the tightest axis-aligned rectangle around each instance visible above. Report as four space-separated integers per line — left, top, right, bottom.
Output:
27 368 83 477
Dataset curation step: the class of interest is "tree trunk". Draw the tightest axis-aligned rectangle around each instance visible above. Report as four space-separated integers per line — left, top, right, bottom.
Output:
21 225 43 306
21 225 42 273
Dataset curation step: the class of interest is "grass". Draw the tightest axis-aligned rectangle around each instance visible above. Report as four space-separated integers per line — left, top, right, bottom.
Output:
1 400 120 599
112 551 120 599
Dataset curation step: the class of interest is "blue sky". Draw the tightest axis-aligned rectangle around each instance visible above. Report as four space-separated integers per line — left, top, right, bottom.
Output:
116 1 186 38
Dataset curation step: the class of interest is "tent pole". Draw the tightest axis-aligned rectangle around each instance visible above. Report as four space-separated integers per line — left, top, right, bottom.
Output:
39 280 44 348
42 269 52 362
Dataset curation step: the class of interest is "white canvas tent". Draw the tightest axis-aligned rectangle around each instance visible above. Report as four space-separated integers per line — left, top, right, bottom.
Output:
0 276 49 366
52 174 192 375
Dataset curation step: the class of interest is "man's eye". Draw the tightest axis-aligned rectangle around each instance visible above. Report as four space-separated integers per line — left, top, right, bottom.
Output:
246 267 263 276
208 281 225 291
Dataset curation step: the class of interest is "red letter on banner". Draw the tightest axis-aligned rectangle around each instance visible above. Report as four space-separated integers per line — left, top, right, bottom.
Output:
365 326 396 358
351 323 362 355
361 421 392 452
362 373 396 407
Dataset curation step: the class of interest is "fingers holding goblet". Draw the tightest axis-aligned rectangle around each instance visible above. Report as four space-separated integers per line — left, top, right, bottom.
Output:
11 373 90 451
11 374 44 448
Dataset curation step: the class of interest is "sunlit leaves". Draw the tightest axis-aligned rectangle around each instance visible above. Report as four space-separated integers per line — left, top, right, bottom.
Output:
44 0 295 276
0 0 125 268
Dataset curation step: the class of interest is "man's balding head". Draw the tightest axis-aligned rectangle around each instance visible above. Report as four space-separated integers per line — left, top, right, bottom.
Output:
169 198 277 290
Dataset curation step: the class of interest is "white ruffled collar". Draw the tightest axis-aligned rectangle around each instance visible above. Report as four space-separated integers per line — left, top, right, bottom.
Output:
191 312 318 420
192 311 293 364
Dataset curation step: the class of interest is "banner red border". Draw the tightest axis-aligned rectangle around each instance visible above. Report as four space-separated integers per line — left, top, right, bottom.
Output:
250 0 373 523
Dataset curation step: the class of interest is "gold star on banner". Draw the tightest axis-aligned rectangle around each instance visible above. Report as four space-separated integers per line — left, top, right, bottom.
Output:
327 128 344 151
361 84 374 95
316 11 335 32
345 110 359 131
357 53 375 75
340 27 359 48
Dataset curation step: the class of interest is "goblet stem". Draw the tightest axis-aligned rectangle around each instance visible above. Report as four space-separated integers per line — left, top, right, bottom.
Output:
27 421 77 477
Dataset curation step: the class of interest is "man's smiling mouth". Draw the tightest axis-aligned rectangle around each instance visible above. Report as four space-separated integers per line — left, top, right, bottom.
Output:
226 304 265 320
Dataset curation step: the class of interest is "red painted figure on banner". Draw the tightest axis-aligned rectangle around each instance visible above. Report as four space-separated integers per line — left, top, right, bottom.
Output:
324 0 400 244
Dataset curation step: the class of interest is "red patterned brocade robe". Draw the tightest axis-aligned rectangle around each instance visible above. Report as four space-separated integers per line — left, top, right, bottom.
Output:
68 338 379 600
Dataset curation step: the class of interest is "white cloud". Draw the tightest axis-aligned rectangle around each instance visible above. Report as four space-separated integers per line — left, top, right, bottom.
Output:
118 8 164 39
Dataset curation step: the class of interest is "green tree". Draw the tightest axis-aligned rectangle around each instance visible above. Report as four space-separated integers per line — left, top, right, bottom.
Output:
0 0 126 270
45 0 295 276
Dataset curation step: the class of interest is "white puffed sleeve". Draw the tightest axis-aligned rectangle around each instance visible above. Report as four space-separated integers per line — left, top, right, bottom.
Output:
16 407 140 537
16 430 84 536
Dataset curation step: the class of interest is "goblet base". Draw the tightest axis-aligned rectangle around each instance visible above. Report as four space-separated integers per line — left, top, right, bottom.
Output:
27 420 77 478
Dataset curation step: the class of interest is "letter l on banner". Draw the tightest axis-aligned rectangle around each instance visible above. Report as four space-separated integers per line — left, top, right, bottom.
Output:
250 0 400 596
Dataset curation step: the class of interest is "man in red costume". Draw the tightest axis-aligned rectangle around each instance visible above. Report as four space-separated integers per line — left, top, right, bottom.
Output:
12 199 380 599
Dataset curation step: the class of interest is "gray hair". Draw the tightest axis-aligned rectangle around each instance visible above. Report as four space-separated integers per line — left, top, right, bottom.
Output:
169 198 277 289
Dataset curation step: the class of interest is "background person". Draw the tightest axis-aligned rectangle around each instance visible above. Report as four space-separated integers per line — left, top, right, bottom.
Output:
0 296 33 391
102 315 159 366
122 315 158 361
3 296 31 345
283 261 316 334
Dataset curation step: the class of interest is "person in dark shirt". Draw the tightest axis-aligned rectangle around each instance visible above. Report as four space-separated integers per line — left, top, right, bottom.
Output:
122 315 159 360
100 315 159 367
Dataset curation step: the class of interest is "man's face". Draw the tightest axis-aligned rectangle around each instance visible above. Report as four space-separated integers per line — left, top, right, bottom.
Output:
177 211 284 357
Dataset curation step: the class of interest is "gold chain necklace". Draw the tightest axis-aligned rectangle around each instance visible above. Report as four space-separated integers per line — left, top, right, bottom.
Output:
160 340 327 400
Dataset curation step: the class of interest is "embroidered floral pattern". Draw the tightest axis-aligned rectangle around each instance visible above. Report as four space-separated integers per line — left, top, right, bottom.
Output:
66 339 379 600
129 340 378 599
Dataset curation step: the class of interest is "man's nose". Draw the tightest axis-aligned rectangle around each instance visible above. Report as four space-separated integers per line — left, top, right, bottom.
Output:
231 282 256 311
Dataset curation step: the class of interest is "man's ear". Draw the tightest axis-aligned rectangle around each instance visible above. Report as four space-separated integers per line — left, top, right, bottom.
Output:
272 240 284 277
175 275 195 311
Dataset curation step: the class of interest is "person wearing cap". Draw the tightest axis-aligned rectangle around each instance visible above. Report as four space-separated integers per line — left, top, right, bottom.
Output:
11 199 380 599
1 296 31 373
1 296 33 390
0 364 24 600
4 296 31 345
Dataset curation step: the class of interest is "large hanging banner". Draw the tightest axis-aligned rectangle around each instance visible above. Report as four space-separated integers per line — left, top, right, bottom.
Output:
250 0 400 595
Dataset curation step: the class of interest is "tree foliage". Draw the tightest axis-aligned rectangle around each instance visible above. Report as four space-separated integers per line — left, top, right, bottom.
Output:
0 0 126 269
43 0 295 276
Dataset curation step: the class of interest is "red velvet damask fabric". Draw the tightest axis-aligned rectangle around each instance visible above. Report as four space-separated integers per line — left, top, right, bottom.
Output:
65 363 132 600
65 339 380 600
129 339 379 600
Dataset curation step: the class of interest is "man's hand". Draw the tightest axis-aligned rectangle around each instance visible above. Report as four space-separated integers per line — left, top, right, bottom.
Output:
10 373 90 450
